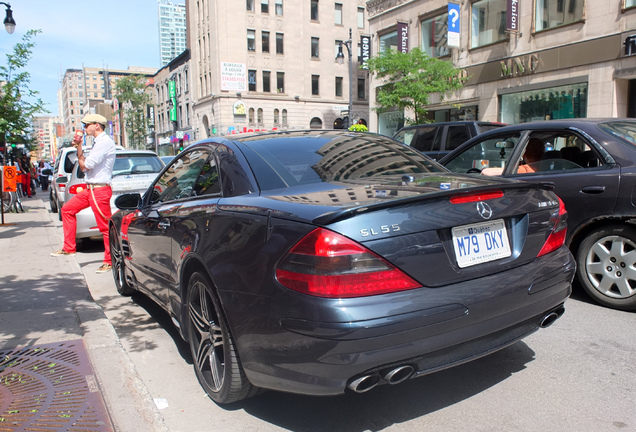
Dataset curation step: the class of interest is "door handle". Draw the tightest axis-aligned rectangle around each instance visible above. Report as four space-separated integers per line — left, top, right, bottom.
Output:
158 220 171 230
580 186 605 194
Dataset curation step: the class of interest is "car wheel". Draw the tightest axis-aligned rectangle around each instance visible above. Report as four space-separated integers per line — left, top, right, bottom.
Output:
187 272 258 404
109 225 134 296
50 191 58 213
576 225 636 311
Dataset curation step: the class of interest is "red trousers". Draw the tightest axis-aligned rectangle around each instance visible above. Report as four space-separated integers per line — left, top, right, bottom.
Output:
61 186 113 264
21 173 31 197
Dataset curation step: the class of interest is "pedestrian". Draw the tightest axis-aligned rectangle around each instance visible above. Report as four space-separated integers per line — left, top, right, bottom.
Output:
19 154 33 198
37 160 51 191
51 114 116 274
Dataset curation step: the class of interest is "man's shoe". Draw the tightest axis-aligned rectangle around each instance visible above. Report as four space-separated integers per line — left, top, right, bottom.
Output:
51 249 75 257
96 263 112 274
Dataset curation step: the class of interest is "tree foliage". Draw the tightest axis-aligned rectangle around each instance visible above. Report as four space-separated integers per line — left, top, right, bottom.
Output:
0 30 47 153
115 74 152 149
367 48 467 125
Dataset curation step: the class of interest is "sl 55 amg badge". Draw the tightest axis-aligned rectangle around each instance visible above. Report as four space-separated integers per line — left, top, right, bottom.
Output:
360 224 401 237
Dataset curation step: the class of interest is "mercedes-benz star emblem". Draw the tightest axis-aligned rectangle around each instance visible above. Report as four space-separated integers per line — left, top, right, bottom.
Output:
476 201 493 220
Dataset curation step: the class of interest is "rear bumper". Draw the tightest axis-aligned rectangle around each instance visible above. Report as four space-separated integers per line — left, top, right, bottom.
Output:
224 247 575 396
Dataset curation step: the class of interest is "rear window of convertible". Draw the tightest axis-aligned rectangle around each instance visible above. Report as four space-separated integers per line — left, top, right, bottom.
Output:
239 133 447 191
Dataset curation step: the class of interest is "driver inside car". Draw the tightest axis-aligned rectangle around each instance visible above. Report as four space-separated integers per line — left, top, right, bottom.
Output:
482 138 545 176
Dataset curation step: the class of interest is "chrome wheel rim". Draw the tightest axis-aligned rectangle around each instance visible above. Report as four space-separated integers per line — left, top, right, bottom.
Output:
189 281 224 392
585 235 636 299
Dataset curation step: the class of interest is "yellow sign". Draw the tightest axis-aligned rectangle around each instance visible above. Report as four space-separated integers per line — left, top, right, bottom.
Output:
3 166 17 192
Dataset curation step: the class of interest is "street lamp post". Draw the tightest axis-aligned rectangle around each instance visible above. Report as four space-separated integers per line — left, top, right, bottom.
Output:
0 2 16 34
336 28 353 129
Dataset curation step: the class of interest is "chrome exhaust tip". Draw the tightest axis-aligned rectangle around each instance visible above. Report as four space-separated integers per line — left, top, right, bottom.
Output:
347 374 381 393
540 306 565 328
382 365 414 385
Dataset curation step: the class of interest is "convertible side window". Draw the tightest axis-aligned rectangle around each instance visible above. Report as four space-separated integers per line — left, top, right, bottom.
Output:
151 150 210 204
513 132 603 176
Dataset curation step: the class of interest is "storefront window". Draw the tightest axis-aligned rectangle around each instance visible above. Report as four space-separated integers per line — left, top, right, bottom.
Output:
535 0 584 31
424 106 478 123
378 111 404 137
499 82 588 124
471 0 507 48
421 14 449 58
379 31 398 53
627 0 636 8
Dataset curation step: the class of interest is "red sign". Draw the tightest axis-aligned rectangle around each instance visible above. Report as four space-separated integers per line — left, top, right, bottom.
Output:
3 166 17 192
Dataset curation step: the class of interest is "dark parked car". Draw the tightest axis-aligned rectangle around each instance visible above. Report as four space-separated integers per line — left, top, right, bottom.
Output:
440 118 636 311
393 121 506 160
109 130 574 404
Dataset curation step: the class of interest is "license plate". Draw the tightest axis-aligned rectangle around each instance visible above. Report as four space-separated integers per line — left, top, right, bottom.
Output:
452 219 511 268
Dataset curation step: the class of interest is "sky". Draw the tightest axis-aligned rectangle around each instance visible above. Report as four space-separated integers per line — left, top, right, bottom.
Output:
0 0 183 117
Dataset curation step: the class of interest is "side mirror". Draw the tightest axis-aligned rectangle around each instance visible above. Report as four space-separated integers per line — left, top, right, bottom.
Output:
55 176 68 184
115 193 142 210
42 169 52 176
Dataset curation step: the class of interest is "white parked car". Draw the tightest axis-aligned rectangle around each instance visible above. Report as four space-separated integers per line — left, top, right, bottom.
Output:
62 150 164 243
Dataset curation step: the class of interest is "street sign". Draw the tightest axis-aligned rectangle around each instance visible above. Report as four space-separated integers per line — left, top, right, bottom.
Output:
3 166 17 192
448 3 460 48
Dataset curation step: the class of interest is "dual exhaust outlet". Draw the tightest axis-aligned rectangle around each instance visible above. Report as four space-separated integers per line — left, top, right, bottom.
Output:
347 365 414 393
348 306 566 394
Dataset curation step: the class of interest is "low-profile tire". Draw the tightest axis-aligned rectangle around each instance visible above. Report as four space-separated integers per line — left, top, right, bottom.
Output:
576 225 636 311
187 272 258 404
109 225 135 296
50 191 58 213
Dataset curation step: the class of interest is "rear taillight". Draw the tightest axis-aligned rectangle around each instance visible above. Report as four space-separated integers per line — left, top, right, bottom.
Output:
68 183 88 195
276 228 420 298
538 197 567 257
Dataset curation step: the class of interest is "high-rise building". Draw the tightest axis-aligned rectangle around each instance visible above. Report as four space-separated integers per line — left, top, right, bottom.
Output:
158 0 187 66
183 0 370 140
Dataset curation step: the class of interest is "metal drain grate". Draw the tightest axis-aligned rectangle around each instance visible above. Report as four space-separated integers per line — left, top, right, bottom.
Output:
0 340 114 432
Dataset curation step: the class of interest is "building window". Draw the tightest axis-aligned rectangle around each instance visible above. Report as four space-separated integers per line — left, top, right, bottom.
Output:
312 75 319 95
276 33 284 54
249 107 255 124
357 78 365 100
261 0 269 14
499 83 588 124
248 69 257 91
257 108 264 124
275 0 283 15
379 30 398 53
335 3 342 25
471 0 507 48
263 71 271 92
274 108 280 124
421 13 449 58
310 117 323 129
357 7 365 28
535 0 584 31
627 0 636 7
247 0 254 12
247 29 256 51
277 72 285 93
282 109 288 125
311 0 319 21
311 37 320 58
262 31 270 53
335 77 343 97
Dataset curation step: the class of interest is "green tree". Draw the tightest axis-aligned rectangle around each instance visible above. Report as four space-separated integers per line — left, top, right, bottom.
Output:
115 74 152 149
367 48 467 125
0 30 47 157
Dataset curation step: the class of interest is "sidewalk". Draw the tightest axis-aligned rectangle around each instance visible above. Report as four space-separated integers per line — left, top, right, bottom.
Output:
0 195 168 432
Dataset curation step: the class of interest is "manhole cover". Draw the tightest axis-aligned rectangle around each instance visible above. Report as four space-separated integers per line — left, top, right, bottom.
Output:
0 340 114 431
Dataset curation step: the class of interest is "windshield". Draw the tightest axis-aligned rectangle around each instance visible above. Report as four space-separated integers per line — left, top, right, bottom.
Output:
113 154 164 176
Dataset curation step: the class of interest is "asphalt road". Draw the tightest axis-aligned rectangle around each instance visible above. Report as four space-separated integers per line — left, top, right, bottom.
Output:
65 227 635 432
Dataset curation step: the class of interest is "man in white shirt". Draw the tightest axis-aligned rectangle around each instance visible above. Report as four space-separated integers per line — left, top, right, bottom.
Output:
51 114 117 274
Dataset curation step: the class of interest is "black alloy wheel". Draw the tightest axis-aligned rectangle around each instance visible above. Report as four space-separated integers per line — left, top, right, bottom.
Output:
187 272 258 404
576 225 636 311
109 225 134 296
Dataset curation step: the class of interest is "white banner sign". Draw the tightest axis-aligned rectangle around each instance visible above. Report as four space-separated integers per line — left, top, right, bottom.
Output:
221 62 247 91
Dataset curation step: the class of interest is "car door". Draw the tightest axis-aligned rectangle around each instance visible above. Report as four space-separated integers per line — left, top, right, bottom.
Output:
504 130 620 236
125 149 211 303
